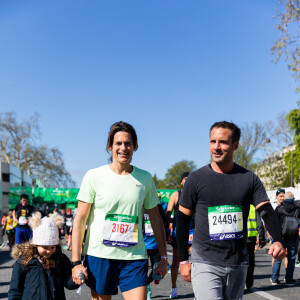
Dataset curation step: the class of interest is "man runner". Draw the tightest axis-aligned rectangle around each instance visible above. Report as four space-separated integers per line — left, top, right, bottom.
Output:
177 121 286 300
13 193 35 245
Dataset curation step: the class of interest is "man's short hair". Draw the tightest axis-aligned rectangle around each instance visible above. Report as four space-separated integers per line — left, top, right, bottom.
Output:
276 188 285 196
20 193 29 200
210 121 241 143
181 172 189 182
285 192 295 200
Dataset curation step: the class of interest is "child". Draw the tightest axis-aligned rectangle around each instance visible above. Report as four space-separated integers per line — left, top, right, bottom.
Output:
8 213 79 300
5 210 17 250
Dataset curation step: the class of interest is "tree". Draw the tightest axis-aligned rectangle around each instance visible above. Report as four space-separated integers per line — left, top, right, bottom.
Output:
284 104 300 184
153 173 163 189
272 0 300 90
161 160 197 189
233 122 270 171
0 112 75 188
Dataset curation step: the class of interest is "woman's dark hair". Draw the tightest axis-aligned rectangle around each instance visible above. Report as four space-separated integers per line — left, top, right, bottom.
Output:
210 121 241 143
106 121 138 152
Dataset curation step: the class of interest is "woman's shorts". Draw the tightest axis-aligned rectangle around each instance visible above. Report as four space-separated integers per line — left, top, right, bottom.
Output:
84 255 148 295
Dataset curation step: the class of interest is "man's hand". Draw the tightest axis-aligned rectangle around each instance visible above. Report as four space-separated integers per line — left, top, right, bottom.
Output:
180 262 191 282
268 241 286 260
154 259 168 279
167 234 172 244
72 264 88 285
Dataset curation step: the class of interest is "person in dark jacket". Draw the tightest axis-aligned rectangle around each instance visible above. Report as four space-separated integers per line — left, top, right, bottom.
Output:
271 192 300 286
8 213 79 299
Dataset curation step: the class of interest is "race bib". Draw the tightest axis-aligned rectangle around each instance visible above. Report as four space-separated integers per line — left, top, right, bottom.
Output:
66 220 72 227
208 205 243 241
145 220 154 236
9 224 14 230
188 229 194 244
18 216 27 225
103 213 138 247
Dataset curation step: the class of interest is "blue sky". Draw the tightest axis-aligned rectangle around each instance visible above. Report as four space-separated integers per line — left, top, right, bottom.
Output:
0 0 298 187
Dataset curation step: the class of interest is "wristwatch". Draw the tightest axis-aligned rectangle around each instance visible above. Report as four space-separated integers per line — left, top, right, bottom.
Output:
71 261 81 268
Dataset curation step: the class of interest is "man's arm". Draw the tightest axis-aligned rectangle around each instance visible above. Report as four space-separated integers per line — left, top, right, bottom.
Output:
256 201 286 260
147 205 168 278
177 205 193 282
71 200 91 285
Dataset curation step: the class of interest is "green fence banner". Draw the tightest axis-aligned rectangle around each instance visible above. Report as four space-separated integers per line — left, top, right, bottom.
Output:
157 189 177 203
9 188 177 208
33 188 80 204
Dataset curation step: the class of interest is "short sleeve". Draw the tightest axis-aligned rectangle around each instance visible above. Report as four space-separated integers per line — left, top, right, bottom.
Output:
179 176 197 211
252 174 269 207
77 171 96 204
143 177 159 210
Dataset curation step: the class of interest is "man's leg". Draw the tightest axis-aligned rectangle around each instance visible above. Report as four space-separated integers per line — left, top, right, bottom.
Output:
23 228 32 243
191 262 225 300
285 239 298 283
14 227 23 245
91 289 112 300
246 241 256 289
271 259 281 282
225 266 248 300
122 286 147 300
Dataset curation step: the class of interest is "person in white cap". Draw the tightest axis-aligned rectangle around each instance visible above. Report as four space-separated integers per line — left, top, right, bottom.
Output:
8 213 79 300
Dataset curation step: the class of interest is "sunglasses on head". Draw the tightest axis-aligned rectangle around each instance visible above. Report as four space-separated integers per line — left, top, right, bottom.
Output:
277 188 285 194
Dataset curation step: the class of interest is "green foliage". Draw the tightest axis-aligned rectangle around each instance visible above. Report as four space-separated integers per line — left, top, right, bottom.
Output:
284 149 300 184
153 174 163 189
161 160 197 189
286 107 300 141
284 106 300 185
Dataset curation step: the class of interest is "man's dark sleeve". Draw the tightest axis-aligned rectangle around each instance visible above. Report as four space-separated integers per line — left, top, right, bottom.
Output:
178 176 197 210
257 203 283 244
252 175 269 207
176 211 192 261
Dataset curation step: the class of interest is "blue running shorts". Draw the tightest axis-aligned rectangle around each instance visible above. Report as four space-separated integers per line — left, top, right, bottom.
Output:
15 227 32 244
84 255 148 295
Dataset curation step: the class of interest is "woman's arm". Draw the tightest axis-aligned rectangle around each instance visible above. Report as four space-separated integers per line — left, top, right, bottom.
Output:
71 200 91 285
165 191 178 225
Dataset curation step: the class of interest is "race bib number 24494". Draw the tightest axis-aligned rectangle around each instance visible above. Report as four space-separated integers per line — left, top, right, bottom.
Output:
208 205 243 241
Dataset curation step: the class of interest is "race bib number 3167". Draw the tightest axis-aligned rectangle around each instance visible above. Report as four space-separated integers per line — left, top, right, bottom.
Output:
103 214 138 247
208 205 243 241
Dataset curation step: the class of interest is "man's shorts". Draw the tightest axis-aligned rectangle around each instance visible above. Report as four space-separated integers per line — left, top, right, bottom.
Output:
15 227 32 244
65 226 72 235
84 255 148 295
191 262 247 300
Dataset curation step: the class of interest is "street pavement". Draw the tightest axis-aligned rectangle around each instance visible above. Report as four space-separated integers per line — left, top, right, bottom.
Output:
1 242 300 300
